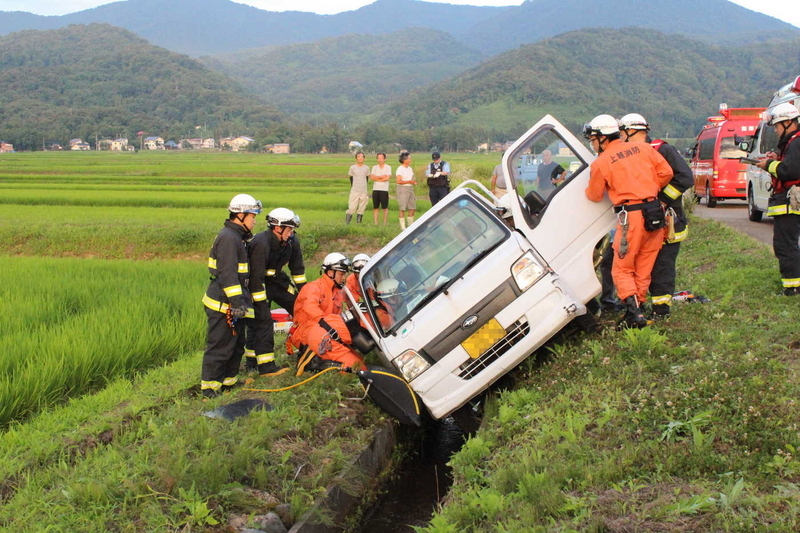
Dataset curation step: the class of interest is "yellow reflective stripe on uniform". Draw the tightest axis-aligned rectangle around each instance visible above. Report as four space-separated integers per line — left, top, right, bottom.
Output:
668 227 689 243
266 269 277 276
767 160 780 177
768 204 789 216
201 380 222 391
292 274 307 284
651 294 673 305
238 263 249 274
224 284 243 297
252 290 268 301
256 352 275 364
202 294 255 318
208 257 217 269
782 278 800 288
222 376 238 387
662 184 681 200
245 348 255 358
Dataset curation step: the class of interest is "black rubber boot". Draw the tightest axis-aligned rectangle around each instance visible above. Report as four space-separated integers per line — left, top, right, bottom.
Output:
621 296 648 329
650 303 671 320
783 287 800 296
258 361 289 377
345 214 352 224
356 214 363 223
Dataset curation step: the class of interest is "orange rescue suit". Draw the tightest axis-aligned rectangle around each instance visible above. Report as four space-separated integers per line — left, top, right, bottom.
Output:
345 272 362 301
305 314 366 371
290 274 345 349
586 139 673 302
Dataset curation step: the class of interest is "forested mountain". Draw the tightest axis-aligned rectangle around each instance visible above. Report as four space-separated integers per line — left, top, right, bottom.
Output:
201 29 484 120
460 0 800 55
0 0 504 56
380 28 800 138
0 24 281 150
1 0 796 57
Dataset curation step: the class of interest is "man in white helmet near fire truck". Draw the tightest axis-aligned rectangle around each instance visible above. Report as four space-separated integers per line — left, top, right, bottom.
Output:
584 114 673 328
618 113 694 318
243 207 304 376
755 102 800 295
201 194 261 398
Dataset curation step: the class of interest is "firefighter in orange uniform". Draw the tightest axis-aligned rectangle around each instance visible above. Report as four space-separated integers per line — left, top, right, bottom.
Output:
584 115 673 328
345 253 370 302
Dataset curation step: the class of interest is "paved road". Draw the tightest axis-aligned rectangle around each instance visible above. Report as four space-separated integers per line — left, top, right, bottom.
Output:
692 200 773 246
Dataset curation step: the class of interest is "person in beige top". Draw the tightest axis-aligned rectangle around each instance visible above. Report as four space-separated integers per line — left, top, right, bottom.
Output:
370 152 391 225
346 151 370 224
395 151 417 230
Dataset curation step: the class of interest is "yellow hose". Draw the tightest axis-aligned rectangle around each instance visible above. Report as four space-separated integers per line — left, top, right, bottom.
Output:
242 366 341 393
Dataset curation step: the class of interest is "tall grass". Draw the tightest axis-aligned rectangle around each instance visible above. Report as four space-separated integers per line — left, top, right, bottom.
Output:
0 255 206 427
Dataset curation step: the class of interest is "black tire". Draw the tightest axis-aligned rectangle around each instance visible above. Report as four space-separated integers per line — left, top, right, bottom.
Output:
747 185 763 222
450 402 482 436
706 181 718 208
574 312 600 334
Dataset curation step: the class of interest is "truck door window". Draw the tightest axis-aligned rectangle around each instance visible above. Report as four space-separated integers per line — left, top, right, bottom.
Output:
760 126 779 154
698 137 715 160
512 129 585 204
361 195 509 335
719 136 748 159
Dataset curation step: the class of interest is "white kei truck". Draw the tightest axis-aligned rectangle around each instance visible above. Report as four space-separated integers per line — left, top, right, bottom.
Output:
346 115 616 423
744 75 800 222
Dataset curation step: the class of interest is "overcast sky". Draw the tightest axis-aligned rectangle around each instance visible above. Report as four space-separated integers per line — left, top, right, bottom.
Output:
3 0 799 28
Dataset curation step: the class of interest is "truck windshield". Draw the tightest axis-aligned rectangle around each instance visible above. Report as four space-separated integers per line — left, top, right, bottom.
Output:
719 135 748 160
361 195 509 335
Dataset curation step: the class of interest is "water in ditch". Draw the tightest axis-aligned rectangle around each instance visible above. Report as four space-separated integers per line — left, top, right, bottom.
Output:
358 417 467 532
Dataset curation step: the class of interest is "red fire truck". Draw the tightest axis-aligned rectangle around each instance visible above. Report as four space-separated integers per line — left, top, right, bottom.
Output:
690 104 764 207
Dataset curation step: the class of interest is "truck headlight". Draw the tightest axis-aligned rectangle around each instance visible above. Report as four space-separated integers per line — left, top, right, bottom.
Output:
512 251 545 292
394 349 430 381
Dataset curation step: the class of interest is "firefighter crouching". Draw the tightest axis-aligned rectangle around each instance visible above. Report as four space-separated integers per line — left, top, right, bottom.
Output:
201 194 261 398
755 103 800 295
619 113 694 318
584 114 674 328
244 208 304 374
345 253 370 302
290 253 366 372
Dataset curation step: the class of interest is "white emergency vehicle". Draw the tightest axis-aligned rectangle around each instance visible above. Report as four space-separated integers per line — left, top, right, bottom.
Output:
744 76 800 221
346 116 615 421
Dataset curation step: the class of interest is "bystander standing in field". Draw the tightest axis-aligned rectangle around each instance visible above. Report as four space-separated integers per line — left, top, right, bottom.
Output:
491 155 508 198
396 151 417 230
426 151 450 206
201 194 261 399
346 151 370 224
370 153 391 225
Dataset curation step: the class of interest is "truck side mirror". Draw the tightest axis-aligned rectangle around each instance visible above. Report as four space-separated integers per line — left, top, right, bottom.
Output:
738 140 751 152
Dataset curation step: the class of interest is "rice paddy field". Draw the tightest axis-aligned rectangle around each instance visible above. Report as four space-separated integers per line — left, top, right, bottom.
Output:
0 149 496 427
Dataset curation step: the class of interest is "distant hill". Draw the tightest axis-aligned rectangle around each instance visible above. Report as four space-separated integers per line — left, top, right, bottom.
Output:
0 24 281 150
380 28 800 138
2 0 796 58
201 28 485 120
0 0 505 56
459 0 800 54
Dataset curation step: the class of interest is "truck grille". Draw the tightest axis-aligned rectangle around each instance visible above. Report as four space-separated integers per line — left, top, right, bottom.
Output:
457 319 530 380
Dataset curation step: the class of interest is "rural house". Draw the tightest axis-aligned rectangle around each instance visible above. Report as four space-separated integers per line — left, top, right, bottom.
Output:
0 142 14 153
221 136 254 152
143 136 164 150
265 143 290 154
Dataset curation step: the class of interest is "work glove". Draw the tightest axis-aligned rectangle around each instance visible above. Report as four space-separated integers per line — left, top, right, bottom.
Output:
230 306 248 319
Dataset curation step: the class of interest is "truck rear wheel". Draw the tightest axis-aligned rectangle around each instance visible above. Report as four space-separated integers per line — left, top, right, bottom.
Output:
748 185 763 222
706 181 718 208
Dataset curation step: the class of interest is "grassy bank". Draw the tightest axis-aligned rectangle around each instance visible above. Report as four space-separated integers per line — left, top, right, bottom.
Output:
424 216 800 531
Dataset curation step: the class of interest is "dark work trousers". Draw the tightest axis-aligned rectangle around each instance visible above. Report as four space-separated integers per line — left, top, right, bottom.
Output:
773 213 800 285
267 281 298 315
599 242 617 309
245 300 276 372
429 186 450 207
202 308 245 396
649 241 681 315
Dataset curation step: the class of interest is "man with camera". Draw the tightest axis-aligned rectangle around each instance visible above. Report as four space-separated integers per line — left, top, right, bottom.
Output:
426 151 451 206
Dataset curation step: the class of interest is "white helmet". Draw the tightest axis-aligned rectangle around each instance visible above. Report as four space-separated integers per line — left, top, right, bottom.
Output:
618 113 649 131
496 194 516 219
352 253 370 272
267 207 300 228
229 194 262 214
583 114 620 138
321 252 352 273
768 103 800 126
375 278 407 299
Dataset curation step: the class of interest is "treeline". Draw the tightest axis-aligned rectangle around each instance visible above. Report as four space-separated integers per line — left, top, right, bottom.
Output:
0 24 281 151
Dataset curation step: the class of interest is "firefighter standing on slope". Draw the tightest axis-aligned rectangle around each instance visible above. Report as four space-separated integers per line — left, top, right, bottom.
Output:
755 103 800 295
619 113 694 318
201 194 261 398
584 115 673 328
244 207 304 376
